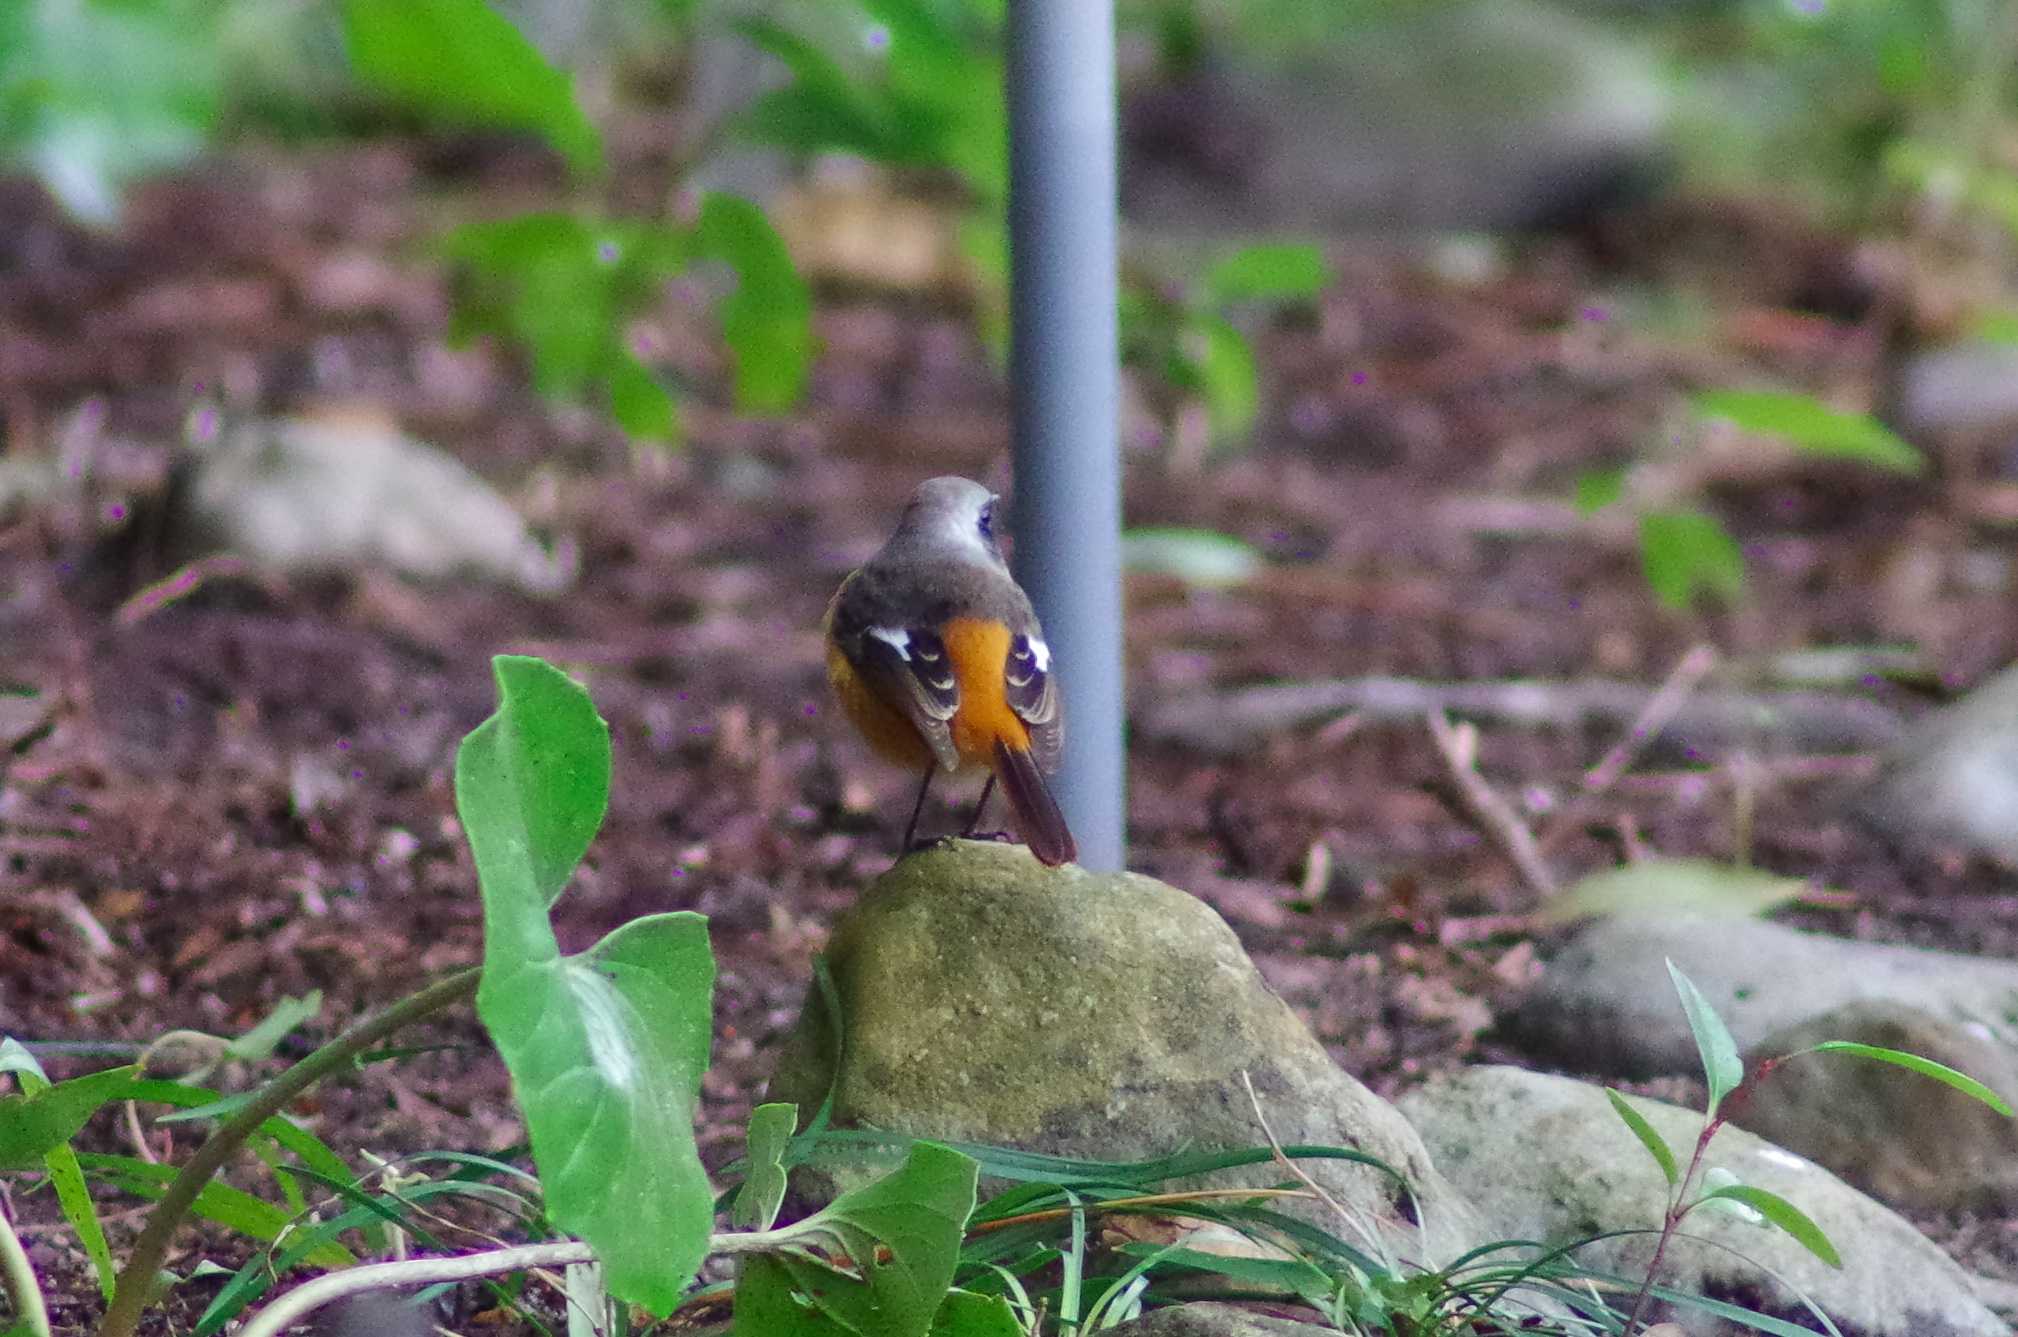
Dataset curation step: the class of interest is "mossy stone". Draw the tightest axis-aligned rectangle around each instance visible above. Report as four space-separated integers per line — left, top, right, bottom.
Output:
764 840 1482 1265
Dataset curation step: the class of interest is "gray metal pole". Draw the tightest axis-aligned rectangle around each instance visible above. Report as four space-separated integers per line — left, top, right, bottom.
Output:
1007 0 1125 871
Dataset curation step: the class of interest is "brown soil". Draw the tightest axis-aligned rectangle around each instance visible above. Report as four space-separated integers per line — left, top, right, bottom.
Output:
5 141 2017 1333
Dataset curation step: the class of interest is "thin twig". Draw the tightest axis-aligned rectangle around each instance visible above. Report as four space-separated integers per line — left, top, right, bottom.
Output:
1140 672 1899 758
1425 709 1558 898
1581 645 1719 798
1237 1071 1392 1265
1537 645 1718 855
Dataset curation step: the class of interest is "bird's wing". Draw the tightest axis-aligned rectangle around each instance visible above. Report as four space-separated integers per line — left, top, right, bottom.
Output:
1004 628 1063 773
831 571 962 773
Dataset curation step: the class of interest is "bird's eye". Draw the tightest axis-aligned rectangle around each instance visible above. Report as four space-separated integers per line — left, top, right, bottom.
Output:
977 502 995 540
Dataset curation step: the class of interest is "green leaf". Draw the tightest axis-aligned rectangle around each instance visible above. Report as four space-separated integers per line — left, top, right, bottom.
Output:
1806 1042 2016 1115
1122 528 1263 589
1178 314 1259 440
1203 243 1330 305
929 1290 1024 1336
0 1065 135 1169
1694 389 1924 475
226 991 321 1062
732 18 904 160
776 1142 978 1337
1639 509 1746 610
607 358 678 443
734 1102 797 1231
1542 859 1808 926
1604 1088 1679 1186
2 1044 114 1299
695 194 813 413
459 655 714 1315
731 1254 853 1335
1695 1184 1842 1268
1113 1243 1335 1306
1573 467 1626 515
0 1037 48 1083
77 1153 353 1268
1667 960 1743 1112
341 0 603 176
0 0 222 225
455 655 610 909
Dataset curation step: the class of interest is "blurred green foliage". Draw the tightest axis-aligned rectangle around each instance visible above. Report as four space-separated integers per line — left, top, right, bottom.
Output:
445 199 808 443
1692 388 1925 475
1667 0 2017 234
1121 243 1329 445
736 0 1007 203
341 0 605 176
0 0 222 225
1637 508 1747 613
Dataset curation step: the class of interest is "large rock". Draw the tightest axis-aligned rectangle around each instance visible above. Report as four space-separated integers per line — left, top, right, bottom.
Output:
1510 914 2018 1077
763 841 1485 1268
1853 665 2018 866
1734 1002 2018 1212
1401 1066 2007 1336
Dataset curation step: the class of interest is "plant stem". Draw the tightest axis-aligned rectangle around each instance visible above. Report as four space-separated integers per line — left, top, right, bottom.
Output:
1621 1118 1721 1335
238 1223 830 1337
97 967 481 1337
1 1194 55 1337
236 1241 594 1337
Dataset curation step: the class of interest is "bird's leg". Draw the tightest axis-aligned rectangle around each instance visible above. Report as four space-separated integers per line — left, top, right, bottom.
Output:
961 775 998 837
901 766 937 852
961 774 1015 844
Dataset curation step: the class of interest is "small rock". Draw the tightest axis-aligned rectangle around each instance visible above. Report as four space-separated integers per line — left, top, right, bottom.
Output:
1896 340 2018 438
1852 664 2018 865
1510 914 2018 1077
762 841 1485 1267
179 409 568 593
1734 1002 2018 1212
1401 1066 2006 1335
1108 1303 1334 1335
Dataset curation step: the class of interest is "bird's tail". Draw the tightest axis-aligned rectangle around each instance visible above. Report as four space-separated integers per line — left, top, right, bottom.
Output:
992 739 1077 867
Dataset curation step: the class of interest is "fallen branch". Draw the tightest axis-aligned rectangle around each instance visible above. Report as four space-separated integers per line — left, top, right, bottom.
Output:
1536 645 1718 855
1138 674 1901 758
1425 709 1558 898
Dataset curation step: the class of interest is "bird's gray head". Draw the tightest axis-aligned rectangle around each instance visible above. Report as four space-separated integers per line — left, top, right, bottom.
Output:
888 475 1005 567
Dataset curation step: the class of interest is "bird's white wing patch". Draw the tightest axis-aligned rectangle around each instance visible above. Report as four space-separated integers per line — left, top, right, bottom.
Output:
867 626 912 659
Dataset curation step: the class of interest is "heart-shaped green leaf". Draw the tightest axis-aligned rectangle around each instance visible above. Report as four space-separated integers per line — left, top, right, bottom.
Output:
458 655 715 1315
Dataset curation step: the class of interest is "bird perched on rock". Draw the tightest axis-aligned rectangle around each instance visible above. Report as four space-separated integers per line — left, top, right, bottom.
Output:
824 476 1075 866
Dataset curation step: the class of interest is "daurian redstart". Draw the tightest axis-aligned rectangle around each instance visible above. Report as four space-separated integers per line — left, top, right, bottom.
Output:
825 476 1076 866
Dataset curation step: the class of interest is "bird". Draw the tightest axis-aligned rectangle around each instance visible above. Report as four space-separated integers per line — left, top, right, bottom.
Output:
824 476 1076 866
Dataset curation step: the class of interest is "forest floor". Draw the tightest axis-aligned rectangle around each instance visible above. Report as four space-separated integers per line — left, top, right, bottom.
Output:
6 139 2018 1333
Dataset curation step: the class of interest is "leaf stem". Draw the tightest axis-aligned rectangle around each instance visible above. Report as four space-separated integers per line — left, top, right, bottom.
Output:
2 1192 54 1337
97 968 480 1337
